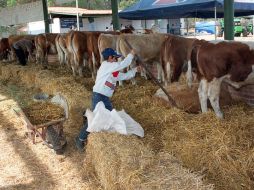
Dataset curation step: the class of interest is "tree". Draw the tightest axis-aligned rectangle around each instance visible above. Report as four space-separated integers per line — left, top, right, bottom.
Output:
119 0 138 9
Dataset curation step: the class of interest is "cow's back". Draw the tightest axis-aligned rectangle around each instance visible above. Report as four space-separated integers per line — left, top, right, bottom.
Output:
118 33 166 62
198 41 250 82
8 35 25 47
98 34 119 55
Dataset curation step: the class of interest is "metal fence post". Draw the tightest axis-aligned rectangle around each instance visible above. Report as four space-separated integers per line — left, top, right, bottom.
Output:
111 0 120 31
224 0 234 40
42 0 49 33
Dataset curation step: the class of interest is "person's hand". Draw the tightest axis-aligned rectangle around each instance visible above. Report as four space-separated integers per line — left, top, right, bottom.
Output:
136 66 142 73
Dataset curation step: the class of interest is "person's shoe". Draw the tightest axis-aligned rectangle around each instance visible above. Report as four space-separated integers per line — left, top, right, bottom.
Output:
75 136 84 151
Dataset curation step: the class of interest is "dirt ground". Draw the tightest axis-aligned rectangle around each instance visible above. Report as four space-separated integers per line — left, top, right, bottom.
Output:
0 79 100 190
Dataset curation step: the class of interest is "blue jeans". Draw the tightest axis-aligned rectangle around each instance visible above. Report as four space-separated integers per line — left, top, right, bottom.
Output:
78 92 113 141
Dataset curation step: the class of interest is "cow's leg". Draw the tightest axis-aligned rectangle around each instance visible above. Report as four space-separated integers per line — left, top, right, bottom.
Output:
140 62 148 80
156 62 163 82
165 61 171 86
10 48 16 61
161 65 168 86
78 66 83 77
88 58 95 80
78 57 84 77
36 48 40 64
186 60 193 88
71 65 76 76
70 55 76 76
43 53 48 68
208 78 224 119
60 51 65 66
91 52 98 80
66 52 72 68
198 79 208 113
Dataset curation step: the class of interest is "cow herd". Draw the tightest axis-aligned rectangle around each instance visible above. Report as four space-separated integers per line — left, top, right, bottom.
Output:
0 30 253 119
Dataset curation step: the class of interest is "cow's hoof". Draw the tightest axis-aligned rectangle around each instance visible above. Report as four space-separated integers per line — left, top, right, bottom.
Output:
216 112 224 119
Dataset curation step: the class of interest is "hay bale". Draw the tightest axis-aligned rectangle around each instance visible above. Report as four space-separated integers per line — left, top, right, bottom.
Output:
162 105 254 190
0 65 14 80
154 82 234 113
19 66 39 87
85 132 213 190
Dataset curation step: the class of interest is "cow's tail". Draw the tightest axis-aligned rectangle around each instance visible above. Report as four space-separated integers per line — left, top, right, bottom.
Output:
43 34 48 63
160 39 168 85
190 41 201 81
70 32 78 67
92 51 97 75
98 35 103 63
116 35 122 58
34 36 39 63
55 35 62 63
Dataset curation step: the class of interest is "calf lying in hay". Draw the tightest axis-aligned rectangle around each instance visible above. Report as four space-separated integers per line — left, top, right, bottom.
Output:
154 82 235 113
228 84 254 106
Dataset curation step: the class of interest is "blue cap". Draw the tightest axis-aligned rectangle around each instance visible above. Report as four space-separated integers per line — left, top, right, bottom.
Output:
102 48 122 59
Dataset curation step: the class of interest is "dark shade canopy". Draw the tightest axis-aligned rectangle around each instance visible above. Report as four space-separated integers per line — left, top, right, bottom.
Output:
119 0 254 20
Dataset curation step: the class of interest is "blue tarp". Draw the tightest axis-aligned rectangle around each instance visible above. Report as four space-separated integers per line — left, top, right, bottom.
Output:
119 0 254 20
195 21 216 34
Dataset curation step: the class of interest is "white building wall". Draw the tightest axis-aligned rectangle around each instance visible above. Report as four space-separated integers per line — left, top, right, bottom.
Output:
28 21 45 34
146 20 156 29
119 19 132 28
131 20 142 30
82 19 90 31
27 17 185 35
51 18 61 33
93 16 112 31
159 19 168 33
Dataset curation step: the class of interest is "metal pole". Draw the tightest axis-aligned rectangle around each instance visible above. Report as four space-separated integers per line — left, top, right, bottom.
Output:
214 6 217 40
76 0 80 31
111 0 120 31
186 18 189 36
194 17 196 37
42 0 49 33
224 0 234 40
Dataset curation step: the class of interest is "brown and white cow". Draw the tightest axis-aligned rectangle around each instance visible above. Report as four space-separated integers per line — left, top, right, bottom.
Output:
86 32 103 79
66 31 89 77
191 40 254 118
98 33 119 63
116 33 167 84
67 31 120 79
160 35 197 87
35 33 58 66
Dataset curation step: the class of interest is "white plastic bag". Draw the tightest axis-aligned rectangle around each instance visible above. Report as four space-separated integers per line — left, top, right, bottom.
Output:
118 110 144 137
85 101 144 137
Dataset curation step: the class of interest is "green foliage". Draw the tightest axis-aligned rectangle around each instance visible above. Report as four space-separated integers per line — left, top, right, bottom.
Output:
47 0 56 6
0 0 139 10
57 0 138 10
7 0 17 6
119 0 138 9
0 0 7 7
